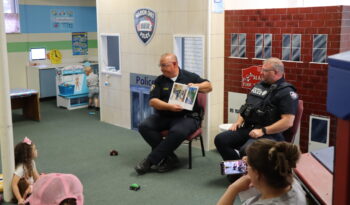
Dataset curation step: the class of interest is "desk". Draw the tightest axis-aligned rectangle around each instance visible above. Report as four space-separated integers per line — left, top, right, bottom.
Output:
294 153 333 204
311 146 334 173
10 89 40 121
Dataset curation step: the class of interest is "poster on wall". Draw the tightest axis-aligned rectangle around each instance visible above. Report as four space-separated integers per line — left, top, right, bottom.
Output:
72 32 88 55
51 9 74 31
212 0 224 13
134 8 156 45
241 66 263 89
130 73 157 130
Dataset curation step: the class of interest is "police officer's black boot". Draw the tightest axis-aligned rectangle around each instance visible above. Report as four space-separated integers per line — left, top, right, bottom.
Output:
135 158 152 175
154 154 180 173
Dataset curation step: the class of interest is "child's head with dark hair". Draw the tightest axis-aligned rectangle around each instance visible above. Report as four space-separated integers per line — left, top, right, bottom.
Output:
246 139 300 189
14 137 37 178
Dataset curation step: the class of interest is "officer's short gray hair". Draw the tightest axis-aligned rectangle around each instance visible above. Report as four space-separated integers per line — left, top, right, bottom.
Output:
161 53 178 63
263 57 284 73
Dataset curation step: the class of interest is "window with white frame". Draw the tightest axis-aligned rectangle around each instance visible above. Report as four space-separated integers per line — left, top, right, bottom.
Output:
312 34 327 63
3 0 20 33
174 36 204 77
282 34 301 61
230 33 246 58
100 34 121 74
255 33 272 59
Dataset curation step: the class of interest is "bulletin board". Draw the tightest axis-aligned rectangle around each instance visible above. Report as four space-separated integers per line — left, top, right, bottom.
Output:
72 32 88 55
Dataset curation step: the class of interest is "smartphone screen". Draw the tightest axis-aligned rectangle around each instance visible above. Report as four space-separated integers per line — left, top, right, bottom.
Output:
220 160 247 175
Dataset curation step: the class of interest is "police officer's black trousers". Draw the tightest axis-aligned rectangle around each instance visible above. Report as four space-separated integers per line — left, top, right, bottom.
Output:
138 114 200 165
214 127 284 161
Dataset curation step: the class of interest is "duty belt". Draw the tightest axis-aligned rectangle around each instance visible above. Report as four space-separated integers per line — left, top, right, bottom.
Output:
243 123 263 129
185 112 201 119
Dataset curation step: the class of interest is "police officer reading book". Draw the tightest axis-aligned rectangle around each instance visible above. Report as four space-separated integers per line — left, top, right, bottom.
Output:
135 53 212 174
215 57 298 182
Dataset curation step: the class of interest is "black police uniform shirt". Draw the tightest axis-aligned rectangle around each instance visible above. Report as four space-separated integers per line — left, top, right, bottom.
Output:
150 68 209 118
242 77 298 126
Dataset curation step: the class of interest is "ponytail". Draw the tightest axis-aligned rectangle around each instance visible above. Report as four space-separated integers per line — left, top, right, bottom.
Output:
247 139 300 189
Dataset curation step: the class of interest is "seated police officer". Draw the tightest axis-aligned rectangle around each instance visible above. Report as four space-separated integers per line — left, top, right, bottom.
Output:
214 57 298 178
135 53 212 175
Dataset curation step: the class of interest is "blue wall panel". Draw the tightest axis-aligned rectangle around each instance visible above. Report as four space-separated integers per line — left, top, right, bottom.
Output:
19 5 97 33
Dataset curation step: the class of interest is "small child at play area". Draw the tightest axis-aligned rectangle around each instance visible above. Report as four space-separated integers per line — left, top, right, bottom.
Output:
84 62 100 111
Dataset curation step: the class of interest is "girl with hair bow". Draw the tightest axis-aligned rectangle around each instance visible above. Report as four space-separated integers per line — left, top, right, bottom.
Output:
11 137 40 205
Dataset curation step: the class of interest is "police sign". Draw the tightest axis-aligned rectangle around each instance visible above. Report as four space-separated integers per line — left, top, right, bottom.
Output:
134 8 156 45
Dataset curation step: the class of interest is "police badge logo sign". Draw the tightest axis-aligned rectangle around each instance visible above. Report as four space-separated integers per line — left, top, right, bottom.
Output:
134 8 156 45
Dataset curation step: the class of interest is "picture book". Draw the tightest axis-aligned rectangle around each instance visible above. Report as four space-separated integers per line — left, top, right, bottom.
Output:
168 82 199 111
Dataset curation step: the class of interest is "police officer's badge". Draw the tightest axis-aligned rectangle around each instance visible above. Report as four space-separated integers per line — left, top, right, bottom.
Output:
290 91 298 100
150 84 155 92
134 8 156 45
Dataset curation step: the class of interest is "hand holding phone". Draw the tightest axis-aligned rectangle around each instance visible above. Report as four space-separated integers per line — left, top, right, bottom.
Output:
220 160 247 175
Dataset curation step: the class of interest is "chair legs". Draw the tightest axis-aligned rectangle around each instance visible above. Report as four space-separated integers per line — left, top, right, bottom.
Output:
188 140 192 169
188 135 206 169
199 135 205 157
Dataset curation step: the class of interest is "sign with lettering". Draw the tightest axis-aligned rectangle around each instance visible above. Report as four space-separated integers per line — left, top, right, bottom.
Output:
50 9 74 31
130 73 157 88
241 66 263 89
134 8 156 45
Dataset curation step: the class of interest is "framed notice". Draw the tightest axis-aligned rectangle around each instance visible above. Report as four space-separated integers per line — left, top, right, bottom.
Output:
51 9 74 31
72 32 88 55
168 83 198 111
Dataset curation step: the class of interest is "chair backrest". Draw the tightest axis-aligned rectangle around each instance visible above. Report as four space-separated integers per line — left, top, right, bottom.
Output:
194 93 207 132
283 100 304 143
196 93 207 117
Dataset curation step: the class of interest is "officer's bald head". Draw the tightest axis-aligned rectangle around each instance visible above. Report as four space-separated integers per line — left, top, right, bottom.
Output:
263 58 284 74
159 53 179 78
160 53 178 63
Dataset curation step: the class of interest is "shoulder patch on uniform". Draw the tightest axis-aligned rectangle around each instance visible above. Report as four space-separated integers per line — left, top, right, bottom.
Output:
290 91 298 100
150 84 155 91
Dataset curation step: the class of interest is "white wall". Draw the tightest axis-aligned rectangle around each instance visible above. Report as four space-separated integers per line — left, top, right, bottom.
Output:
225 0 350 10
97 0 225 150
97 0 208 128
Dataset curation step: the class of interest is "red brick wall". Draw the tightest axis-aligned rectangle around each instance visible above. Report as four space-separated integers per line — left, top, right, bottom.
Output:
224 6 350 152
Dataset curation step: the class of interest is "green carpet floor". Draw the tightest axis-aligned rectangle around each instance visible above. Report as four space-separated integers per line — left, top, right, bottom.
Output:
1 100 241 205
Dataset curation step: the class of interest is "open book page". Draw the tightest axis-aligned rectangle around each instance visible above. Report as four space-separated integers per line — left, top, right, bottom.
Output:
168 82 199 111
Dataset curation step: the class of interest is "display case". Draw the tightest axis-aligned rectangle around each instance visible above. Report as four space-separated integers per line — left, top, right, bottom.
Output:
56 65 89 110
